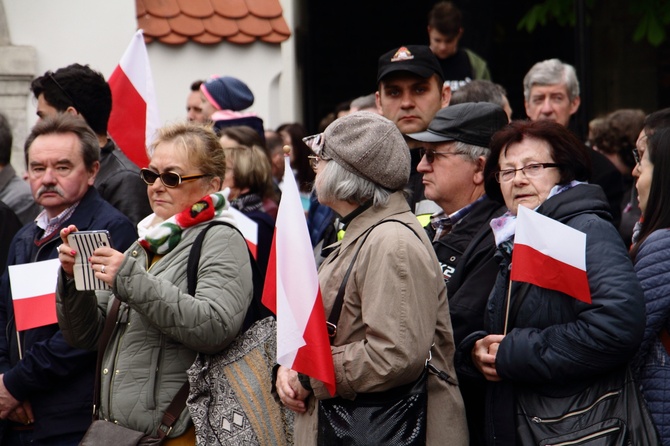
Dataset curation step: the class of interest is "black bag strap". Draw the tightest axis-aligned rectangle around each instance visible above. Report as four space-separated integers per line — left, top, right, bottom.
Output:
326 219 421 341
187 221 271 332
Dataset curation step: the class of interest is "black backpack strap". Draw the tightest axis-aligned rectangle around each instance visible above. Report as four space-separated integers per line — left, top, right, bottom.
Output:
327 218 422 341
187 221 271 332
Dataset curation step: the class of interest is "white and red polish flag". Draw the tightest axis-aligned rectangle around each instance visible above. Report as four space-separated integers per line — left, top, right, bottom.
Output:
108 29 160 168
262 154 336 395
512 205 591 304
229 207 259 259
8 259 60 331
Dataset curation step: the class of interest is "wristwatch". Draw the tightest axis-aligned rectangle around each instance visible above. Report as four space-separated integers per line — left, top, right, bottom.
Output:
297 373 313 392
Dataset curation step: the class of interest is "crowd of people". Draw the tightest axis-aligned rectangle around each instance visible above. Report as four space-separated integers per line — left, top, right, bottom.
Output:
0 1 668 445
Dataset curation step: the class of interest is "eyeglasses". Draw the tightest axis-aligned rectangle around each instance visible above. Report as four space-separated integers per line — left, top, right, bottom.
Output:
632 148 641 165
307 155 322 171
303 133 325 153
140 168 208 188
48 73 81 112
494 163 560 183
420 148 464 164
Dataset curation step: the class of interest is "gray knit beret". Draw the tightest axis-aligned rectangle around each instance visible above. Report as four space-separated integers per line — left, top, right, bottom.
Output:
323 112 410 190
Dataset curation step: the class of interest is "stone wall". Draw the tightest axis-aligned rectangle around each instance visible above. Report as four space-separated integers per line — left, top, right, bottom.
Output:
0 2 36 175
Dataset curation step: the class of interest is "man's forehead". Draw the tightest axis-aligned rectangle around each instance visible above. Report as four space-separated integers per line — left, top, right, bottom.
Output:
380 72 433 88
530 84 569 97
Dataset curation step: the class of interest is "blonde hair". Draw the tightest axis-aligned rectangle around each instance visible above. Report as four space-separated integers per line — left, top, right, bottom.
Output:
222 144 275 199
149 122 226 182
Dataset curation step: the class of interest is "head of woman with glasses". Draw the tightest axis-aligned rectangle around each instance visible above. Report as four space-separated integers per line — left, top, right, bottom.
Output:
275 111 468 445
457 119 645 444
56 122 253 441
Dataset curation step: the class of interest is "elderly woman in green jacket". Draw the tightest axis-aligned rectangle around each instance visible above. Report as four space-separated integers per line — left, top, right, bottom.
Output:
55 123 253 444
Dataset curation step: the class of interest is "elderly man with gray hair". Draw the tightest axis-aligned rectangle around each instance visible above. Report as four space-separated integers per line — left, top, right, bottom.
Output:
522 58 624 228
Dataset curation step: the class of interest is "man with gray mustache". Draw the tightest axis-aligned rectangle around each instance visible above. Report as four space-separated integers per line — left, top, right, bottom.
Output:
0 114 136 445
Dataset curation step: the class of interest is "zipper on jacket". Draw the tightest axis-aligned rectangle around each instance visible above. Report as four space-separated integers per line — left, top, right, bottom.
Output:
530 390 620 424
545 426 620 445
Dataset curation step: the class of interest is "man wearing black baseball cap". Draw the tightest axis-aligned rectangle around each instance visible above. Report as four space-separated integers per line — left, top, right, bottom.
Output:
375 45 451 217
408 102 507 446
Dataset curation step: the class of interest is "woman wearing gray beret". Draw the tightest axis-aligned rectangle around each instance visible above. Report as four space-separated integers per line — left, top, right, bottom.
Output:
275 112 468 445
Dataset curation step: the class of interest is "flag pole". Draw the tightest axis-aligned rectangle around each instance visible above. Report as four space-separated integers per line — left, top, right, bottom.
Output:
503 280 513 335
16 329 22 360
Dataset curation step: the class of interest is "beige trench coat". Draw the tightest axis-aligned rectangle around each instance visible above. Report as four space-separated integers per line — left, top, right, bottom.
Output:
296 192 468 445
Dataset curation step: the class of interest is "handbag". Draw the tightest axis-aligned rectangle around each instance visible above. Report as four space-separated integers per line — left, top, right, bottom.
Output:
80 419 161 446
186 317 294 445
515 366 660 445
317 219 444 446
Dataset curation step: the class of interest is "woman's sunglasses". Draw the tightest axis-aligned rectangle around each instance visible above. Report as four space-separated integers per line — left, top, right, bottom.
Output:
140 168 208 188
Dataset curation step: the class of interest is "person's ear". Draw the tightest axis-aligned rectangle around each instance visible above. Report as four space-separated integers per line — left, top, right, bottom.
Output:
375 91 383 114
87 160 100 185
473 156 486 185
441 83 452 108
569 96 581 116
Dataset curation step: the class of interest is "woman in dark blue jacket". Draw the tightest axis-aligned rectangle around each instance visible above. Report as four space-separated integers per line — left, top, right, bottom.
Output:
458 120 645 445
631 125 670 444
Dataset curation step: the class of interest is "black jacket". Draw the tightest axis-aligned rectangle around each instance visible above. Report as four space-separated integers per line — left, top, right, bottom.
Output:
458 184 645 446
0 188 136 442
426 196 504 446
96 139 152 226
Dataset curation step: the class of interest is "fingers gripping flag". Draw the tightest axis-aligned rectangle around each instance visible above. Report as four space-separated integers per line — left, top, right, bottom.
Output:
108 30 160 168
262 154 336 395
511 205 591 304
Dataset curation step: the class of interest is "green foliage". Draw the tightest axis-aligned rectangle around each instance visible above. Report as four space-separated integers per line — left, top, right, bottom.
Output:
518 0 670 46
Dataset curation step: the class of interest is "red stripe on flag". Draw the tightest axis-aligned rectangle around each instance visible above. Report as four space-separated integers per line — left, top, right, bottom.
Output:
245 240 257 260
108 68 149 168
511 243 591 303
261 231 277 314
13 293 57 331
292 288 336 395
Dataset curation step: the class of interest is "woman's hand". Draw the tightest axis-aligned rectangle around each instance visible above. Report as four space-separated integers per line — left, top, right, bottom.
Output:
472 334 505 382
275 366 311 413
89 246 125 286
58 225 79 278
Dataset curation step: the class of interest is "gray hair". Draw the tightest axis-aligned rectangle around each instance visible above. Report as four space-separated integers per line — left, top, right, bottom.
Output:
523 59 580 102
314 160 392 208
452 140 490 162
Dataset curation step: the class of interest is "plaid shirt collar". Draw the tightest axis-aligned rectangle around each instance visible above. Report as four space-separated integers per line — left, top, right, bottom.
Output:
35 202 79 240
430 195 486 241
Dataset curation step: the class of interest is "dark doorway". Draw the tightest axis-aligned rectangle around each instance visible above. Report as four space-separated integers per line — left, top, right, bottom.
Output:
297 0 666 134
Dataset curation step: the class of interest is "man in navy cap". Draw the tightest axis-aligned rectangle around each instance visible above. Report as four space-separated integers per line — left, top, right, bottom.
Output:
408 102 507 446
375 45 451 217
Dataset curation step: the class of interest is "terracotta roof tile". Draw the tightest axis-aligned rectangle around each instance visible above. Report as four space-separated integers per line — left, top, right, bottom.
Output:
212 0 248 19
237 14 273 37
228 32 256 45
203 16 239 37
246 0 283 19
137 0 290 45
177 0 214 19
144 0 180 18
169 14 206 37
192 32 223 45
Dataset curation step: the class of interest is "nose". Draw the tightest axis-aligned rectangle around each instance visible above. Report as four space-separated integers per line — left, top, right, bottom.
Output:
540 97 553 115
400 91 415 109
41 167 57 184
417 153 432 173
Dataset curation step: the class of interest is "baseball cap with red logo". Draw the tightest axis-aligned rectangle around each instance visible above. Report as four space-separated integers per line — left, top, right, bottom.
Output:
376 45 444 84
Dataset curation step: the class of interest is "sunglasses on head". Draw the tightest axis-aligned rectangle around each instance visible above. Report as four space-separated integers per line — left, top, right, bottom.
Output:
140 168 208 188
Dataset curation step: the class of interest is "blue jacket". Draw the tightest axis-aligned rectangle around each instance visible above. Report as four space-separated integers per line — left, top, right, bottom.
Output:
632 228 670 444
458 184 645 446
0 187 136 442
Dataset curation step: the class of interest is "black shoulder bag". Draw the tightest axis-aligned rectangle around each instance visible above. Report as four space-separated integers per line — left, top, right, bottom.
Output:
317 219 454 446
506 281 661 445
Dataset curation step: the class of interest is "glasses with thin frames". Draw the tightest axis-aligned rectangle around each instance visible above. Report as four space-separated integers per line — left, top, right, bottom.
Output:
420 148 464 164
495 163 560 183
48 73 81 112
632 148 641 165
140 168 208 188
303 133 325 153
